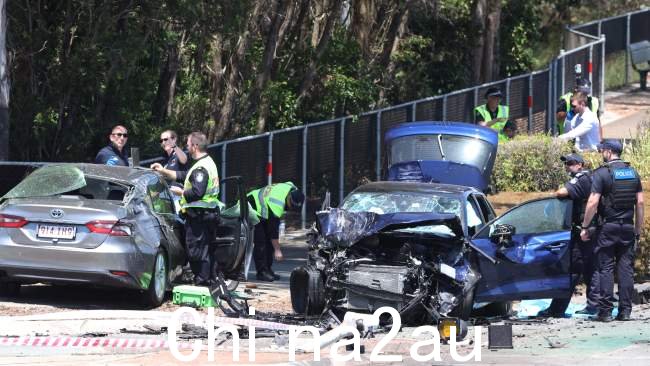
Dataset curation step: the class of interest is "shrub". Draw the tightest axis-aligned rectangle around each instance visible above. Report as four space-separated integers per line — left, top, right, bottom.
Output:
491 134 573 192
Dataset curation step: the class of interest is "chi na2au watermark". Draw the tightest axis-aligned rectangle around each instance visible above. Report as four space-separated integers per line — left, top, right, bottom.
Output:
167 306 483 362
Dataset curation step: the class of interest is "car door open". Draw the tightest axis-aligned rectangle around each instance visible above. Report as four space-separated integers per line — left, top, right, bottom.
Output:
471 197 573 303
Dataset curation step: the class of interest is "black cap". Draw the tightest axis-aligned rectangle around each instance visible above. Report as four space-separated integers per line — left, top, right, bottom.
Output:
575 78 591 93
560 153 584 164
289 189 305 208
597 139 623 154
485 87 502 98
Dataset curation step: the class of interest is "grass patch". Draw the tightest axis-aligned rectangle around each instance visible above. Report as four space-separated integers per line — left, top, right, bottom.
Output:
605 51 627 90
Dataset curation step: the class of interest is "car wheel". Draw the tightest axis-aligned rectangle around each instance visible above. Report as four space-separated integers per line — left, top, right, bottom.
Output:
290 266 325 315
0 282 20 297
142 249 168 308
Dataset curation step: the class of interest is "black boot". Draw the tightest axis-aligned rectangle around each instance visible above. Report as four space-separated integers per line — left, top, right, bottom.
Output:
256 271 275 282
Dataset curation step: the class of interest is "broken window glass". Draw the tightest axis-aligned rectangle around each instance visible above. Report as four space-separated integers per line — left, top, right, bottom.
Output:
2 165 86 199
341 191 462 217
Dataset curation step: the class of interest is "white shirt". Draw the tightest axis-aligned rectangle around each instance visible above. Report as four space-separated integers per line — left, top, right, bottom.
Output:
559 107 600 151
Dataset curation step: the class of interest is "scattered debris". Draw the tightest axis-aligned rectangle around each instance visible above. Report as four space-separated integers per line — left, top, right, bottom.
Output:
544 337 568 349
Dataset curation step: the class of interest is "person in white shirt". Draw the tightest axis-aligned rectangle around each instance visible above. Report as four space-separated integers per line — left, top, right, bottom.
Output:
558 92 600 151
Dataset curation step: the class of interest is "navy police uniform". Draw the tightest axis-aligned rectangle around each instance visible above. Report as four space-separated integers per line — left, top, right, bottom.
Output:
591 158 642 318
95 144 129 166
542 155 599 317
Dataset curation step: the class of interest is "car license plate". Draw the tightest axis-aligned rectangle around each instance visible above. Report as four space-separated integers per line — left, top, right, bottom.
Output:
37 224 76 240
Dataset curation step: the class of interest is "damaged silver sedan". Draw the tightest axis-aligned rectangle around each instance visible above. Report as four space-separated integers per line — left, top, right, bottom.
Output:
0 164 186 307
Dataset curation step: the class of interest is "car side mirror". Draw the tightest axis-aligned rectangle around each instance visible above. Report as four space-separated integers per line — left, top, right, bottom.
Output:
490 224 516 247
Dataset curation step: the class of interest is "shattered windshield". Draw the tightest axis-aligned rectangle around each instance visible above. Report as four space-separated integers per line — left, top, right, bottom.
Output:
3 165 87 199
389 134 492 170
341 191 462 216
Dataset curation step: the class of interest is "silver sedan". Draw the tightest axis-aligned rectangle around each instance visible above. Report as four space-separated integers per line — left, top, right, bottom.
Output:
0 164 187 307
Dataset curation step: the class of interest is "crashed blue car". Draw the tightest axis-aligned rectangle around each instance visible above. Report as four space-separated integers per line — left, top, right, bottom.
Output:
290 182 573 324
385 121 498 192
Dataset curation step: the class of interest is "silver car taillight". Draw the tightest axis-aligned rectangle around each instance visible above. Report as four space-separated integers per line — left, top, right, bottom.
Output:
0 214 28 228
85 220 132 236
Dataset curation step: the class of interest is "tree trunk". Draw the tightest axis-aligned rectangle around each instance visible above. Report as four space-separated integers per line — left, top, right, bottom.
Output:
152 31 186 127
296 0 343 104
0 0 8 160
208 1 264 142
247 0 292 133
351 0 375 58
471 0 501 84
378 0 413 104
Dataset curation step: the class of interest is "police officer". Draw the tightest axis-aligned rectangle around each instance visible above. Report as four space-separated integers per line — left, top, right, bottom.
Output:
152 132 222 286
95 125 130 166
580 139 644 322
475 88 509 137
538 153 599 317
247 182 305 282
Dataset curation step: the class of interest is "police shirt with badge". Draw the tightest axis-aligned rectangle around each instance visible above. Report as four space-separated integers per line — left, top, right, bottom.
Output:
565 170 592 224
176 155 209 204
591 159 642 221
162 149 185 172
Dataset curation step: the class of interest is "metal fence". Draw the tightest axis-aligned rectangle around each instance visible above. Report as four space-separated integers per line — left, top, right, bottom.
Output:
144 8 650 229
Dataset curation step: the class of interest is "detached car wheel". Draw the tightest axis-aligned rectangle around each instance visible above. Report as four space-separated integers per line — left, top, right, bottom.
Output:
290 267 325 315
142 249 168 308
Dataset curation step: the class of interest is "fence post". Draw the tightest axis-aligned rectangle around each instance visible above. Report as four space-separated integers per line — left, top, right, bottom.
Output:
555 50 566 100
221 143 228 203
375 111 382 181
473 88 479 123
597 20 602 37
505 77 511 107
411 102 416 121
442 95 448 121
626 13 631 85
548 60 555 134
267 133 273 185
339 119 345 205
528 74 533 134
601 35 606 112
588 44 594 87
301 126 308 229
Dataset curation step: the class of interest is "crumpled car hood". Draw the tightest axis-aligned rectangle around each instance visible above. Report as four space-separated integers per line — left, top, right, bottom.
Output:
316 208 464 247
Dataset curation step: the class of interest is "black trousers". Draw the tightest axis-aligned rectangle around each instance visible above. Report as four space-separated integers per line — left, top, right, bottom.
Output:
185 212 218 285
253 223 274 274
595 222 636 315
547 232 600 314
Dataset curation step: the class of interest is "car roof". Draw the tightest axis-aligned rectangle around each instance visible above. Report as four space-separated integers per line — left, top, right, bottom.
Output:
384 121 498 145
350 181 479 196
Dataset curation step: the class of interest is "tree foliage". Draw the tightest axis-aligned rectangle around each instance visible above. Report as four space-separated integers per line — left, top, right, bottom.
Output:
4 0 644 161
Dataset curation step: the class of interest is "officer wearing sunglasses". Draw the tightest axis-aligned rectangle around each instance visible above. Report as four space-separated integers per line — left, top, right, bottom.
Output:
156 130 187 173
94 125 130 166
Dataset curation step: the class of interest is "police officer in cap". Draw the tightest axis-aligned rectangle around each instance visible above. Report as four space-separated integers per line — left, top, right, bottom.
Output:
580 139 644 322
538 153 599 317
475 87 510 137
247 182 305 282
152 132 222 286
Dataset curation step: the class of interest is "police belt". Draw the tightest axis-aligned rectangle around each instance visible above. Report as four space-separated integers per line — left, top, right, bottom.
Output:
602 217 634 225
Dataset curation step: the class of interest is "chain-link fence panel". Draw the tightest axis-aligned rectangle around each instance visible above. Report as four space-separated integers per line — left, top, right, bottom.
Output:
415 98 443 121
631 11 650 44
445 91 474 122
532 70 550 133
307 122 340 213
344 115 376 195
602 16 627 54
224 137 268 201
271 129 304 228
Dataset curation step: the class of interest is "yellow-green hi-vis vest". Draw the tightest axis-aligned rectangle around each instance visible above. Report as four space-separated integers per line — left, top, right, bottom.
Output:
180 155 221 210
475 104 509 133
248 182 298 220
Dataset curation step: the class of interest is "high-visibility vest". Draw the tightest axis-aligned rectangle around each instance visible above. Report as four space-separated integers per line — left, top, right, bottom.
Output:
475 104 509 133
180 155 221 210
247 182 297 220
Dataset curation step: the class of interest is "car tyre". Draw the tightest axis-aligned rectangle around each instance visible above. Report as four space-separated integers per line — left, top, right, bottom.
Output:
142 249 168 308
290 266 325 315
0 282 20 297
452 288 475 321
483 301 513 317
